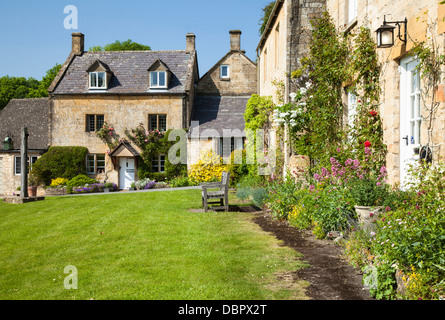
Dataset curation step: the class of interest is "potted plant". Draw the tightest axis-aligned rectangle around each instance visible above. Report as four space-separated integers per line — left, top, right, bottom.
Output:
103 182 115 192
28 173 39 197
349 176 387 225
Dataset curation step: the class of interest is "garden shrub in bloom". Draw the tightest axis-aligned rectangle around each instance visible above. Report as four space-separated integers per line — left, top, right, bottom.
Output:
50 178 68 187
189 150 226 183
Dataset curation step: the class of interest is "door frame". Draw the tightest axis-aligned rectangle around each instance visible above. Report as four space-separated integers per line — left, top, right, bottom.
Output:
399 56 421 188
118 157 136 189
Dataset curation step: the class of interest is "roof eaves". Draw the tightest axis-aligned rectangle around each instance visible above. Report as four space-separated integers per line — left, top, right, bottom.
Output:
256 0 285 53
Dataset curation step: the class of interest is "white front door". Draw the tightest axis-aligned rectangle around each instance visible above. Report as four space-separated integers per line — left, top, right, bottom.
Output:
400 58 421 188
119 157 135 189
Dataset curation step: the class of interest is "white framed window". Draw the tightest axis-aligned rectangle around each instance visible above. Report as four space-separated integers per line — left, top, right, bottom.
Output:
150 71 167 88
219 137 244 157
347 0 358 24
89 72 107 89
220 65 230 79
151 155 166 172
14 156 38 175
86 154 106 174
347 91 357 129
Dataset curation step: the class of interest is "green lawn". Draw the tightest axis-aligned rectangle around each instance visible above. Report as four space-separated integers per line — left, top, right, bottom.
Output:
0 190 308 300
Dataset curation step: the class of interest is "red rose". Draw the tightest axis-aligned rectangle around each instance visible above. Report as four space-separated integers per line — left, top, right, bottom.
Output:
369 110 378 116
364 141 371 148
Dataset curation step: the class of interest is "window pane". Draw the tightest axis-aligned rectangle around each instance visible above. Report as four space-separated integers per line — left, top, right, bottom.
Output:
151 159 159 172
150 72 158 87
96 115 105 130
160 155 166 172
149 115 158 131
159 72 166 87
15 157 21 175
90 73 97 87
221 65 228 77
86 155 95 173
97 72 106 88
96 154 105 173
86 115 95 132
159 115 167 131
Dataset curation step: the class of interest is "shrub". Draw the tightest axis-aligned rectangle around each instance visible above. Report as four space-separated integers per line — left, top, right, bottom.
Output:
169 176 198 188
266 175 301 220
66 174 97 194
134 178 156 190
189 150 226 183
30 146 88 186
235 174 268 208
50 178 68 187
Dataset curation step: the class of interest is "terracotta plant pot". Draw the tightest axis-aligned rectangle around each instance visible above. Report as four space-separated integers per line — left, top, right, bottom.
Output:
28 186 37 197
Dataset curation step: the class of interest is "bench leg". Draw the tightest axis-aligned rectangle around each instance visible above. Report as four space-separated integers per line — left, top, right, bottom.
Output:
204 197 208 212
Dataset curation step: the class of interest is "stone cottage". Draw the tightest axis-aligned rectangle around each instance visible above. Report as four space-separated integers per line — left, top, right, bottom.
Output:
325 0 445 186
0 98 51 195
188 30 257 168
0 30 256 195
258 0 445 186
256 0 325 177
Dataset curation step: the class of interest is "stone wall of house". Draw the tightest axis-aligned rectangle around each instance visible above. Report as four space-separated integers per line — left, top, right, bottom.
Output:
0 153 44 197
51 95 185 186
195 51 257 96
258 1 288 102
326 0 445 185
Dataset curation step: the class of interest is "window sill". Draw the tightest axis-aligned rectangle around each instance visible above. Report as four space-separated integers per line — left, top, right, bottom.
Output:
344 18 357 34
220 78 230 81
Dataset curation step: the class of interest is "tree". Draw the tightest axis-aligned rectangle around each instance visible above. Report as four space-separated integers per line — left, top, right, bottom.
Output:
89 39 151 52
259 1 276 36
0 64 61 110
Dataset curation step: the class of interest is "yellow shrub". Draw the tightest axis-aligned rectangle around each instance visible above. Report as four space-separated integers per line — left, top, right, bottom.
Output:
50 177 68 187
189 150 227 183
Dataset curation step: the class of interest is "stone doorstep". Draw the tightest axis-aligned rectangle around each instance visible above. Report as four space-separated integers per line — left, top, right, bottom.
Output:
3 196 45 204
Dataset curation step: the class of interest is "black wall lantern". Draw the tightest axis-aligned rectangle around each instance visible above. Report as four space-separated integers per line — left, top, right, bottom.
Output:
376 16 407 48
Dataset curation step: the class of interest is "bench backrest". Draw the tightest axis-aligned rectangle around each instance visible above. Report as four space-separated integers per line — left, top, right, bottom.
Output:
220 171 230 190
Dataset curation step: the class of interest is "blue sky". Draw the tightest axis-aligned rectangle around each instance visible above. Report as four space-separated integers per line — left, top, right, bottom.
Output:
0 0 272 80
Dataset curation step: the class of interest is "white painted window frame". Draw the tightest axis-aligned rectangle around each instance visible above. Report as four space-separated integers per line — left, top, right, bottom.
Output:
149 71 167 89
220 65 230 79
86 154 106 174
89 72 107 89
14 155 38 176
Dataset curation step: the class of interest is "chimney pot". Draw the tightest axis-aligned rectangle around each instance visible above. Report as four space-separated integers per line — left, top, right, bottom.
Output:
186 33 196 53
229 30 241 51
71 32 84 56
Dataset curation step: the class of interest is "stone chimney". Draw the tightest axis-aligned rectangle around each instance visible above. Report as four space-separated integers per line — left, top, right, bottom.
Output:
229 30 241 51
186 33 196 53
71 32 84 56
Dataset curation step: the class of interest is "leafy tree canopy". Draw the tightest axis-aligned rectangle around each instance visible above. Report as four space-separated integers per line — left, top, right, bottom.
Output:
89 39 151 52
0 63 61 110
259 1 276 36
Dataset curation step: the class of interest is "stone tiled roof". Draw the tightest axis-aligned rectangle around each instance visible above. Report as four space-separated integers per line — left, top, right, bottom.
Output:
190 96 249 138
0 98 51 151
51 50 195 95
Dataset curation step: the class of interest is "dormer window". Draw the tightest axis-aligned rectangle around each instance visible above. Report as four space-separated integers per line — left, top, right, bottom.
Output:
148 59 171 90
150 71 167 89
87 60 112 91
89 72 107 89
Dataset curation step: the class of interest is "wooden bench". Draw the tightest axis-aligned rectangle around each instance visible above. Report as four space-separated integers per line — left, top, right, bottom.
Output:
201 171 230 212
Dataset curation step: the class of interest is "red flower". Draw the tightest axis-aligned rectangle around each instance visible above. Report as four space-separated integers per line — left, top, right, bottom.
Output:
364 141 371 148
369 110 378 116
